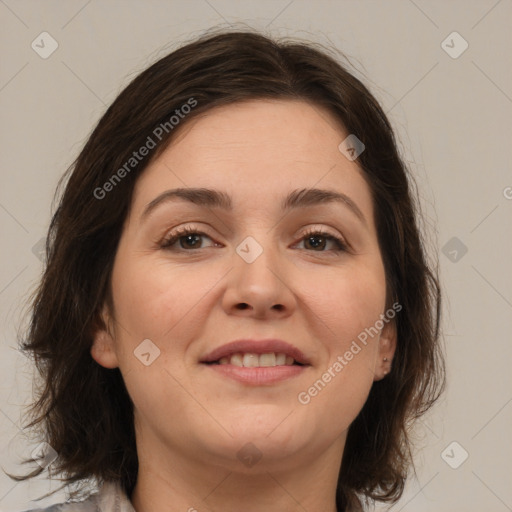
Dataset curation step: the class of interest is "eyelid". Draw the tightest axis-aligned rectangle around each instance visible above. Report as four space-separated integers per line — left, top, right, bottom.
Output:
299 224 346 242
159 224 214 248
159 223 349 254
298 226 349 252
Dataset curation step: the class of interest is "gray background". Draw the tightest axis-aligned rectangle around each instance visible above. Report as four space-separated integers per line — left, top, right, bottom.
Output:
1 1 511 511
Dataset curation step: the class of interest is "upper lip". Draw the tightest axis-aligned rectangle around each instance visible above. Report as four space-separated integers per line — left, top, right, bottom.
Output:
200 339 310 365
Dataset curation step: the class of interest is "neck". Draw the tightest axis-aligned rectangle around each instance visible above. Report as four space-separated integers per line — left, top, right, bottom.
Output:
130 436 343 512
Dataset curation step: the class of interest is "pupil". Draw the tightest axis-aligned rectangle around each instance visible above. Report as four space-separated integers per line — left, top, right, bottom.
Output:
307 235 325 250
182 234 200 248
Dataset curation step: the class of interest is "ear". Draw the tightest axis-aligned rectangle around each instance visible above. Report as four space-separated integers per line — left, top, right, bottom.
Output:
373 318 397 382
90 305 119 369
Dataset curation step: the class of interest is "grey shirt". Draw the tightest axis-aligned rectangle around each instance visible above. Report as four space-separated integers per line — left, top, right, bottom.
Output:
20 482 136 512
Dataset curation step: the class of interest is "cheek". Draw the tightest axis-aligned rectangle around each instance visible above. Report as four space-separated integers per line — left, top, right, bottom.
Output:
111 254 219 341
293 262 385 417
298 261 386 349
108 255 212 437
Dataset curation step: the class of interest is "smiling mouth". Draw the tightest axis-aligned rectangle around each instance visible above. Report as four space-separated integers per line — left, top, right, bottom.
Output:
203 352 306 367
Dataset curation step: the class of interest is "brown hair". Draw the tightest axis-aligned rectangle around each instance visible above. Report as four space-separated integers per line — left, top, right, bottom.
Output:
11 28 445 511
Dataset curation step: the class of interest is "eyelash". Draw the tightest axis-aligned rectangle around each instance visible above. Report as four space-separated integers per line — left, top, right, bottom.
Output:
159 225 348 254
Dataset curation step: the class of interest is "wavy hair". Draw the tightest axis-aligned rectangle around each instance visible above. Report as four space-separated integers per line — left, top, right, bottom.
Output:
10 28 445 511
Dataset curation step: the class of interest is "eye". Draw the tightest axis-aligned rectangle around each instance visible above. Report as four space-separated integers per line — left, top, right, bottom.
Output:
296 228 347 253
159 225 348 253
160 225 216 251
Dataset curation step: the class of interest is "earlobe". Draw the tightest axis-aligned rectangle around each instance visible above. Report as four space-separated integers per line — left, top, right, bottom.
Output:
91 331 119 369
90 308 119 369
374 320 397 381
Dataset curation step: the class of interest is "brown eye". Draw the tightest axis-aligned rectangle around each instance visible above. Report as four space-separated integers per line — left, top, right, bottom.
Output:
160 226 215 251
298 230 347 252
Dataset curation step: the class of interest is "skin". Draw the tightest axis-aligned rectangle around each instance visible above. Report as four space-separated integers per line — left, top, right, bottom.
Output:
91 99 397 512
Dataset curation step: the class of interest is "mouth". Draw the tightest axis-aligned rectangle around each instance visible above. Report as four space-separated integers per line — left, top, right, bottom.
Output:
200 339 311 385
203 352 305 367
200 338 310 366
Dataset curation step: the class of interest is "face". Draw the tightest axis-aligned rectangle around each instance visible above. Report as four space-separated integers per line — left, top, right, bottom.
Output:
91 99 396 474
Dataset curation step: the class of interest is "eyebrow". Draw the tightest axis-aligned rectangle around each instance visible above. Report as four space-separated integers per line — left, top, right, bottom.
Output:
141 187 367 226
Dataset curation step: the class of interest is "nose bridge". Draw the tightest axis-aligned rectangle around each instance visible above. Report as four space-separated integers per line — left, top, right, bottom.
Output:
223 231 294 317
234 231 281 289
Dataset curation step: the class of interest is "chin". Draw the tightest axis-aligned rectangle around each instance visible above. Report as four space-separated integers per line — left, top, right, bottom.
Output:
220 415 310 456
207 435 308 474
226 406 297 437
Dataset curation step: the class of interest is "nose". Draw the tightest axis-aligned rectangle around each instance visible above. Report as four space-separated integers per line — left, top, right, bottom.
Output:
221 241 296 320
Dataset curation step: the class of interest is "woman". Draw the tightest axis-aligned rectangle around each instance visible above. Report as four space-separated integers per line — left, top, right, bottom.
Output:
11 28 445 512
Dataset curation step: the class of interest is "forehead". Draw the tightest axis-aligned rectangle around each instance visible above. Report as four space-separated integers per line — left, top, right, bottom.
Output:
165 98 349 165
130 99 374 226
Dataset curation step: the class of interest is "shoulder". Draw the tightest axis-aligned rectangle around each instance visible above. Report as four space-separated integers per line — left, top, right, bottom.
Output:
19 503 87 512
18 481 135 512
18 506 63 512
18 499 93 512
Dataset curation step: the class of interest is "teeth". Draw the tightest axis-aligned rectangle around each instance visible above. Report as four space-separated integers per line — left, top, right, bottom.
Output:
259 353 276 367
217 352 297 367
242 353 259 367
230 354 243 367
275 353 286 365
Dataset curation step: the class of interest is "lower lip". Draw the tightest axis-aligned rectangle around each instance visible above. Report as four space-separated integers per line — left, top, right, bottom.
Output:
203 363 308 385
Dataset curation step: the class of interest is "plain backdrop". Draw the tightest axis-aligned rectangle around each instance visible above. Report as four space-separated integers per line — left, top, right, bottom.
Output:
1 1 511 511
